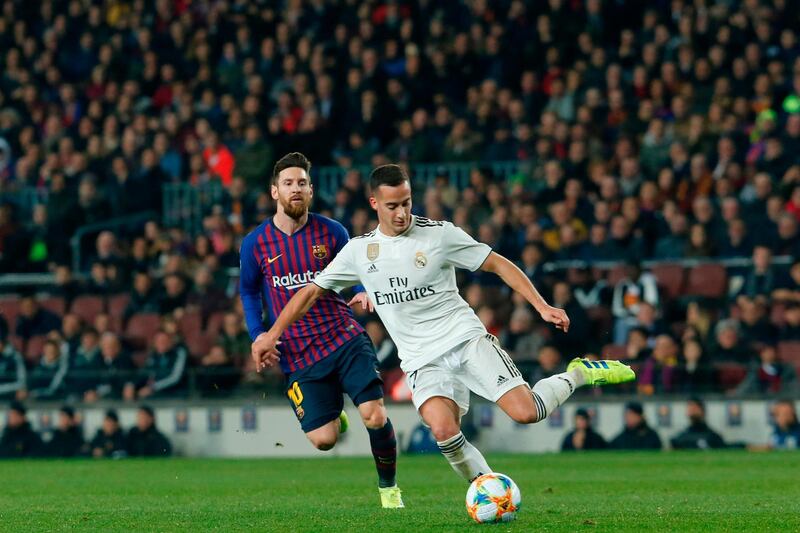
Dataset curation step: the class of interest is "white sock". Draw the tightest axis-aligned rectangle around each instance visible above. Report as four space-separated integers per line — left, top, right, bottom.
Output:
437 431 491 482
531 372 578 421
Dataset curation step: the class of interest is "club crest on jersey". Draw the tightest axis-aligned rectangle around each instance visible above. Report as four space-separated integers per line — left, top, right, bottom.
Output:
414 251 428 269
367 243 380 261
312 244 328 260
295 406 305 420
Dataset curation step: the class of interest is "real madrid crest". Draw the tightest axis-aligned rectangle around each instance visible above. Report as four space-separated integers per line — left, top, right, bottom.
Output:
415 251 427 269
367 243 380 261
312 244 328 260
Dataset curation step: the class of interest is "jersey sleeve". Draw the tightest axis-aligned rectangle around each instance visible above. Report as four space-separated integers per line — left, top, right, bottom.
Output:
313 240 361 293
441 222 492 271
238 234 268 340
328 219 366 293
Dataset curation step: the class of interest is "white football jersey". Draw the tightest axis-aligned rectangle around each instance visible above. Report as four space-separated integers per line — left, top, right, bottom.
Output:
313 216 492 373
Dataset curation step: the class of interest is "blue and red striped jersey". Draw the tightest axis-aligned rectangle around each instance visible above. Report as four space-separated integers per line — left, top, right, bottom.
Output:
239 213 364 374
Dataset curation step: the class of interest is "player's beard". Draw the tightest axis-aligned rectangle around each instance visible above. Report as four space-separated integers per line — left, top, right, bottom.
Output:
279 194 311 220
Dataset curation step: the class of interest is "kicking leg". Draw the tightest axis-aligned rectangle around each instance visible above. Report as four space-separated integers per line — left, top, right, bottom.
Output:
497 359 635 424
420 396 491 482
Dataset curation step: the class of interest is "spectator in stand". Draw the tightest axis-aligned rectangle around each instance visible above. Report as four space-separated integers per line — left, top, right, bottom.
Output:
138 331 188 399
85 333 136 402
123 272 160 325
638 335 679 396
737 246 779 301
89 410 127 459
670 398 725 450
769 401 800 450
198 345 239 394
27 339 69 400
66 328 102 399
610 402 662 451
611 263 659 345
624 327 652 363
499 307 545 364
709 320 751 364
735 344 798 396
0 402 41 458
675 339 716 394
15 296 61 341
0 336 26 401
561 408 607 452
186 266 229 326
41 406 85 458
549 281 590 356
126 405 172 457
217 312 251 369
529 344 564 384
738 297 777 347
158 274 189 316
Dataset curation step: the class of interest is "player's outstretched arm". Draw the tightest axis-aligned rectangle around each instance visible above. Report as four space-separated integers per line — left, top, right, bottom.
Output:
251 283 328 371
479 252 570 332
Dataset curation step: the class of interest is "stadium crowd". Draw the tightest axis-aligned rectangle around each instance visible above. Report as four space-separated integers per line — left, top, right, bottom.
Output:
0 0 800 399
0 402 171 458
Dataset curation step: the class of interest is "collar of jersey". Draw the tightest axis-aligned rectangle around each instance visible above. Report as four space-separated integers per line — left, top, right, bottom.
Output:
269 213 312 237
376 215 415 239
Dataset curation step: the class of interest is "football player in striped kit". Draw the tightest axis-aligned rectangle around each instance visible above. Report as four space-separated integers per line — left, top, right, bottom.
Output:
239 153 403 508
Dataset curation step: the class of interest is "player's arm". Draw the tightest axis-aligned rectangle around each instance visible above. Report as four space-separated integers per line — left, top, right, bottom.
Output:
239 237 268 340
252 282 328 370
479 252 570 332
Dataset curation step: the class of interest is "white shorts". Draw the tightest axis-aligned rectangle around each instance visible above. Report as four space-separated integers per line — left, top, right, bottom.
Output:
405 334 527 417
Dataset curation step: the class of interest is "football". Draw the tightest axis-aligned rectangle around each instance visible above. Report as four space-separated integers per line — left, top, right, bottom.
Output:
465 472 522 524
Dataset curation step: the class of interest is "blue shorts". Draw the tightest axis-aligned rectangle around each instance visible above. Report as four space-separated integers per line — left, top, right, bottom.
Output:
285 334 383 433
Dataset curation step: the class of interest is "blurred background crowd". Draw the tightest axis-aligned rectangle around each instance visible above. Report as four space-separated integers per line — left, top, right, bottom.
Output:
0 0 799 402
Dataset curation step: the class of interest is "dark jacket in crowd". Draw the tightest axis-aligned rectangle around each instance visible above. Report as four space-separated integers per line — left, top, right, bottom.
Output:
610 422 663 450
42 427 85 457
126 426 172 457
143 345 188 395
670 421 726 450
90 428 127 458
15 309 62 340
0 422 42 458
561 429 608 451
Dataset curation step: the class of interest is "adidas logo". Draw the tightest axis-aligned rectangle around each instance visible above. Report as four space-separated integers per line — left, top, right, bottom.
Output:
496 375 508 386
367 263 379 273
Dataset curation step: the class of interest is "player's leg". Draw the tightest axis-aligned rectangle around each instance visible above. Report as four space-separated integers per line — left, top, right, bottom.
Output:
286 375 345 451
465 335 634 424
411 359 491 482
336 334 402 507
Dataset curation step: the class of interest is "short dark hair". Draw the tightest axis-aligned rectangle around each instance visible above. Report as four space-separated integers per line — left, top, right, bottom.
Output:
139 405 155 418
369 164 410 192
272 152 311 184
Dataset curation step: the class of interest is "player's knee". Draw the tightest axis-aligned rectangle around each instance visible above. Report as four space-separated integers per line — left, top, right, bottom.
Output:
430 422 461 443
361 409 387 430
509 407 540 425
309 434 337 451
307 428 338 451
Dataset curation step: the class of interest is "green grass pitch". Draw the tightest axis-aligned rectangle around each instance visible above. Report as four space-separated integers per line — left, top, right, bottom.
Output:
1 451 799 532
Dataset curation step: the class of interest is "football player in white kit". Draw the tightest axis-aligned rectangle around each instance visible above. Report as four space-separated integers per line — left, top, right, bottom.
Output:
253 164 635 483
